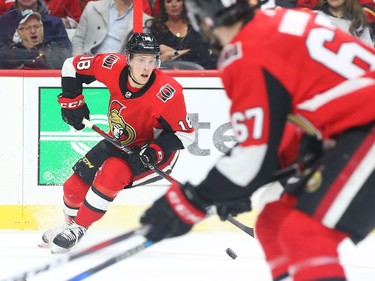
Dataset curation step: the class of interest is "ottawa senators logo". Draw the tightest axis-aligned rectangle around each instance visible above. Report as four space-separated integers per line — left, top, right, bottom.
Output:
217 42 243 70
108 101 136 145
305 167 323 193
102 54 120 69
157 83 175 102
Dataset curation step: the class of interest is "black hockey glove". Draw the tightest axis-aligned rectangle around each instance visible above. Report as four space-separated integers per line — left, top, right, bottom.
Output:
298 134 323 168
126 146 144 172
215 198 252 221
139 142 164 165
58 94 90 130
140 182 208 242
127 142 164 171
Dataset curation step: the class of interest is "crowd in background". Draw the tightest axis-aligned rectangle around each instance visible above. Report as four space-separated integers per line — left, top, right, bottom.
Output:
0 0 374 70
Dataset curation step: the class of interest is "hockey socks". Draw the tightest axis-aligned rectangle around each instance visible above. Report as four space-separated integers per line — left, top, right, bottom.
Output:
256 193 297 280
279 210 347 281
75 157 133 227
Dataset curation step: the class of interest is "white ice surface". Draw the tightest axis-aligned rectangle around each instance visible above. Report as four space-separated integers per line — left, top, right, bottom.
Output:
0 230 374 281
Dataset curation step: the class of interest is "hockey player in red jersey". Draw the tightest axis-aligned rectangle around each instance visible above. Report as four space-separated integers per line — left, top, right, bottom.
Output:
39 32 195 253
139 1 375 281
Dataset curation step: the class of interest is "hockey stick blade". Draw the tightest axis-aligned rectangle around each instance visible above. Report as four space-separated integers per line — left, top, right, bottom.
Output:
1 226 149 281
224 153 316 238
226 215 254 237
67 240 154 281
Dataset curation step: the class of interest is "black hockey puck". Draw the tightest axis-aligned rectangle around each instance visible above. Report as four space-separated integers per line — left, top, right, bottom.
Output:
226 247 237 260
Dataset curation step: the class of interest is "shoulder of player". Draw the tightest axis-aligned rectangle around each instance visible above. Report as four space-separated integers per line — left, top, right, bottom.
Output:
149 69 184 103
153 69 183 91
93 53 127 69
217 40 247 70
217 10 285 71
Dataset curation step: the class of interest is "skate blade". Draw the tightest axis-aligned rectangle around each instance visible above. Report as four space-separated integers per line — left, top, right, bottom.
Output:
51 245 71 254
38 241 52 249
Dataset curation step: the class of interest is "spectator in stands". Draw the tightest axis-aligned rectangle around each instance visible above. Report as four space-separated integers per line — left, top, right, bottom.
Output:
0 11 70 69
44 0 82 29
1 0 82 28
278 0 375 36
71 0 151 56
0 0 72 55
0 0 14 15
146 0 217 69
314 0 374 46
79 0 152 16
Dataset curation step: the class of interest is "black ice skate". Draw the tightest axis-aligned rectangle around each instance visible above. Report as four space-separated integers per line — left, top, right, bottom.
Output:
38 225 66 248
39 212 75 249
51 220 87 254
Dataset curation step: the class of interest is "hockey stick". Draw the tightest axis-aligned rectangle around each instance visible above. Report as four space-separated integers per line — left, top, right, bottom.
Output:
226 215 254 237
224 153 315 238
81 118 257 234
81 119 312 238
67 240 154 281
1 226 149 281
81 118 179 184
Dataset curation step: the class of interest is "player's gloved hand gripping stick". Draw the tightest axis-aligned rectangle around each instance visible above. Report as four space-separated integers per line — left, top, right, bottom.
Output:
81 118 179 184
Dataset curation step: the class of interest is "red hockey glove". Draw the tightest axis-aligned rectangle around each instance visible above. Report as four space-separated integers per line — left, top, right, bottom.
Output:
139 142 164 165
140 182 207 242
58 94 90 130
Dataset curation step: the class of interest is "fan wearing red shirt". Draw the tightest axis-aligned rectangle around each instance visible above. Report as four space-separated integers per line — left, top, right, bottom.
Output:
0 0 14 14
44 0 82 28
39 32 195 254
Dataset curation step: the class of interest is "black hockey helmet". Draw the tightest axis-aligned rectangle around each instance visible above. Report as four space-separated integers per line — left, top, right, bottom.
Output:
185 0 264 28
126 32 161 68
126 32 160 56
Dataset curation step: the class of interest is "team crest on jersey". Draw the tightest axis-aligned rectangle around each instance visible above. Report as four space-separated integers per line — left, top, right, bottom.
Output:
157 83 175 102
305 168 323 193
218 42 243 70
102 54 120 69
108 100 136 145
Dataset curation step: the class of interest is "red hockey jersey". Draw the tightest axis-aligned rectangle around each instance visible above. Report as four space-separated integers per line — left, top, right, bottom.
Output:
62 53 195 150
220 8 375 143
197 8 375 200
